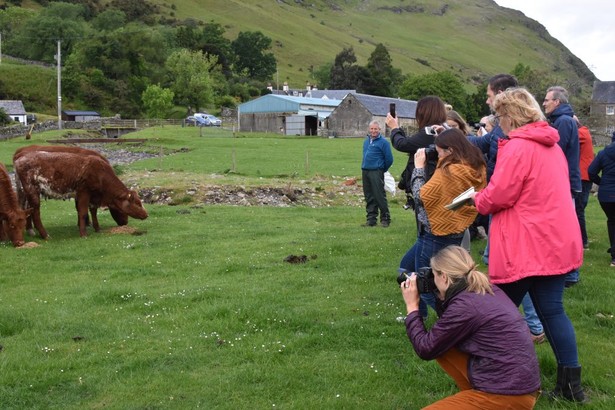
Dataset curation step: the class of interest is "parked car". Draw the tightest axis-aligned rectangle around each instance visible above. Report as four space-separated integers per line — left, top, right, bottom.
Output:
185 113 222 127
185 115 211 126
26 113 37 124
202 114 222 127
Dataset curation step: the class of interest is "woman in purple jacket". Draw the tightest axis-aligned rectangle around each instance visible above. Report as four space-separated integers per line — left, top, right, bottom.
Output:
400 246 540 409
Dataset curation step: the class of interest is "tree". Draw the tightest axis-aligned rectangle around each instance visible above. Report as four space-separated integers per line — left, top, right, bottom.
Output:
11 2 88 62
364 43 402 97
165 49 217 112
91 9 127 32
311 62 332 90
200 23 234 78
329 47 358 90
399 71 469 115
231 31 277 81
0 108 11 126
142 84 175 118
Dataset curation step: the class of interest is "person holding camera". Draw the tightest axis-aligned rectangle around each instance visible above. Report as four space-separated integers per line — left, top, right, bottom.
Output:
471 87 586 402
386 95 448 210
400 245 540 409
396 128 486 318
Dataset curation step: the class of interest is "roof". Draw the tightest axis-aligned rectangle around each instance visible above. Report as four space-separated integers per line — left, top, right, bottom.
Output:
592 81 615 104
62 110 100 116
306 90 355 100
239 94 341 114
349 93 417 118
0 100 26 115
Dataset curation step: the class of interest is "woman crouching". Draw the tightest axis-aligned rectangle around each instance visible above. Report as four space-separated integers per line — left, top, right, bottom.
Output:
400 245 540 409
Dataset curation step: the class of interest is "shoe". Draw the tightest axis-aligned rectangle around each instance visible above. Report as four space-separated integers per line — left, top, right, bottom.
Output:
381 220 390 228
610 260 615 267
531 332 546 344
362 222 376 227
583 244 589 250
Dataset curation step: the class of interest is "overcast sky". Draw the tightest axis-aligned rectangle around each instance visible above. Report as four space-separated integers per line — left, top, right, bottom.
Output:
494 0 614 81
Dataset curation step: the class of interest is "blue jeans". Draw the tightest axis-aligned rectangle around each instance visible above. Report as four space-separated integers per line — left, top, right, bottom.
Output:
577 180 592 247
482 214 492 265
565 193 581 283
521 293 543 335
498 274 579 367
400 231 462 317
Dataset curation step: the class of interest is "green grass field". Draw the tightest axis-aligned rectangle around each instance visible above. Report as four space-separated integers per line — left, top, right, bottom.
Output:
0 127 613 409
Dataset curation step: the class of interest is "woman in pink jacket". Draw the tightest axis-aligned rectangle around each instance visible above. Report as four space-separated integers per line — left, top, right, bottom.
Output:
470 87 586 403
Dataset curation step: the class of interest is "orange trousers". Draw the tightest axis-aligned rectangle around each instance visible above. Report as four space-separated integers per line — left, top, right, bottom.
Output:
423 348 538 410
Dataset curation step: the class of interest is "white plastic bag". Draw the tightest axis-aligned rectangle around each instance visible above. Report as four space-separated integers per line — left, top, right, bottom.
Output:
384 171 396 196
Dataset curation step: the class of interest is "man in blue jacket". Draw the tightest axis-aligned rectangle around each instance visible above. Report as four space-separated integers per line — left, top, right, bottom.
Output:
362 120 394 227
543 86 583 286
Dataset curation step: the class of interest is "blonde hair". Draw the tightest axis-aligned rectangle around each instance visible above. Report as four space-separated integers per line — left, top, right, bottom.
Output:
430 246 493 295
492 87 545 130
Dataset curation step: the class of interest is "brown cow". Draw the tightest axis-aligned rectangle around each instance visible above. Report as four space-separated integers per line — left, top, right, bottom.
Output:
14 151 148 239
0 163 31 246
14 145 129 231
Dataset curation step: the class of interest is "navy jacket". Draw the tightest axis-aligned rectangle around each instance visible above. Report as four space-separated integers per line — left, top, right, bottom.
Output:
468 125 506 182
588 143 615 202
362 134 393 171
547 103 582 192
405 285 540 395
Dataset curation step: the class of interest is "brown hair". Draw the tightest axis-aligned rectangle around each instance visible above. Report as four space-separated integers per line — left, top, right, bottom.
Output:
430 246 493 295
416 96 448 129
435 128 486 177
446 110 470 135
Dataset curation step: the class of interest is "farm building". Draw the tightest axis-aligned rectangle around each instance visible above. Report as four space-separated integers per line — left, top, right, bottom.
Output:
61 110 101 122
590 80 615 144
0 100 28 125
327 94 417 138
238 94 341 136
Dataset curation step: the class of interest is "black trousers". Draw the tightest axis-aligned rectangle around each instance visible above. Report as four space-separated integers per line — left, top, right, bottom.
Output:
362 169 390 224
599 201 615 260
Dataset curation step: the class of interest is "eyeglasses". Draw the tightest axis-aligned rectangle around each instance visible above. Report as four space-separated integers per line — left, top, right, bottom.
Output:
494 113 507 120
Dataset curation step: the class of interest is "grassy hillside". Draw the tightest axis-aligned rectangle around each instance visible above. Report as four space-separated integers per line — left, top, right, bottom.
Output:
0 0 596 115
164 0 594 90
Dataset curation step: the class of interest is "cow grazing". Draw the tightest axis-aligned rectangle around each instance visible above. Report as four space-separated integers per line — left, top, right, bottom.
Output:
14 145 129 231
13 151 148 239
0 163 31 247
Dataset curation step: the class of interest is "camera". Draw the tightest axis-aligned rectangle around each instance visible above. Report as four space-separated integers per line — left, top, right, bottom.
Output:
472 122 486 131
424 144 439 161
424 126 438 136
396 267 437 294
389 103 396 118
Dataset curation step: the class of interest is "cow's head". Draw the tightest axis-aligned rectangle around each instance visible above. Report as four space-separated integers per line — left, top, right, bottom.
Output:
0 208 32 247
115 190 148 220
109 206 129 226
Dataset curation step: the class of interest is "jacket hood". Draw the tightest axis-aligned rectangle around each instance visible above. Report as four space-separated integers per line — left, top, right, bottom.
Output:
507 121 560 147
548 103 575 121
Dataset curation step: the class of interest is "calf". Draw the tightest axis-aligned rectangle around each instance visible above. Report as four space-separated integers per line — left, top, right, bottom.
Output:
14 145 129 231
0 163 31 246
14 151 148 239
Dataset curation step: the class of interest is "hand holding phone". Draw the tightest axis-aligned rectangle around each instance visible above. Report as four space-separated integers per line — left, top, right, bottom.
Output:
389 103 396 118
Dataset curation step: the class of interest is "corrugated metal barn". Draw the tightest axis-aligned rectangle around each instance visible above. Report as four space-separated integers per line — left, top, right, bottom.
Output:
327 94 417 137
238 94 341 136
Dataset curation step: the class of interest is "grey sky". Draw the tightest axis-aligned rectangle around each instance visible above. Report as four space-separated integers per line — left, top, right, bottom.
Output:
494 0 614 81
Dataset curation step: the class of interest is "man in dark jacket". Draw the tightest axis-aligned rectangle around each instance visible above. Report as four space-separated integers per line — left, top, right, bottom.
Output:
468 74 518 265
544 86 582 286
362 120 394 227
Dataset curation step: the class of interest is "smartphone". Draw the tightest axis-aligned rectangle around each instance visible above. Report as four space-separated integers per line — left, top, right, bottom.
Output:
389 103 396 118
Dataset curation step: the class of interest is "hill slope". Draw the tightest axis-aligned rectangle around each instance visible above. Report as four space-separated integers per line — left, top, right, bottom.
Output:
165 0 594 91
